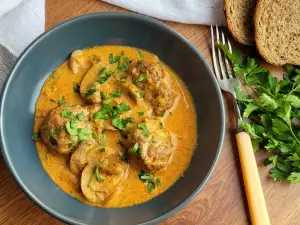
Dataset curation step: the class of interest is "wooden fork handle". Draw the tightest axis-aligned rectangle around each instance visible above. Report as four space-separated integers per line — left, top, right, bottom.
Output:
235 131 270 225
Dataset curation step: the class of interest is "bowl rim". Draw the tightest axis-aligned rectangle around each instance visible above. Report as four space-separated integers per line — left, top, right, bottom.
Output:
0 12 225 225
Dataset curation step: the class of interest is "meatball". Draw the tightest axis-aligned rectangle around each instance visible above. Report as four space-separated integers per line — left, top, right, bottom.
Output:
127 118 174 172
128 61 176 116
81 147 129 203
40 105 92 154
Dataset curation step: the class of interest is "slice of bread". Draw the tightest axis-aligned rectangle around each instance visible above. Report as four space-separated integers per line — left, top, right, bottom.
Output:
224 0 256 45
254 0 300 66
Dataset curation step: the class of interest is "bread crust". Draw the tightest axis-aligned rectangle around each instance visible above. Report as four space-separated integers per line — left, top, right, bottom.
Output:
224 0 255 46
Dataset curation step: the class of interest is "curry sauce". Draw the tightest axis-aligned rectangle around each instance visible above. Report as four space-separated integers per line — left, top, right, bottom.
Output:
34 46 197 207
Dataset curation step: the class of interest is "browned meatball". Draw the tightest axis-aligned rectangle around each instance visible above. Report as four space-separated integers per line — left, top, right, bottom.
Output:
128 61 176 116
127 118 174 172
40 105 92 154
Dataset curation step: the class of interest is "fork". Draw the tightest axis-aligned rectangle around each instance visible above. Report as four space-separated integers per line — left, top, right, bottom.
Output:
210 25 270 225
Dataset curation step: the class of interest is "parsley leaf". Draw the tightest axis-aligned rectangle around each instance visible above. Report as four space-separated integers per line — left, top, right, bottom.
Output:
109 54 121 64
112 117 134 130
137 123 149 137
73 83 80 94
58 96 66 107
134 73 147 85
95 160 105 182
220 43 300 183
85 88 97 97
32 131 40 141
129 143 142 158
138 170 160 193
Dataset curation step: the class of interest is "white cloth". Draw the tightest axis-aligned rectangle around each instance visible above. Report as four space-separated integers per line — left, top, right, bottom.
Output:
0 0 45 90
103 0 226 25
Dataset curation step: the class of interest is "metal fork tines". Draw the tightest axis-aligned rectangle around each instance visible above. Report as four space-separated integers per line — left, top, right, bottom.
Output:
210 25 241 121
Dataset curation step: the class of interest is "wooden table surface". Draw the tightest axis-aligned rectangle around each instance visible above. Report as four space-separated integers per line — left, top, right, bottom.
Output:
1 0 300 224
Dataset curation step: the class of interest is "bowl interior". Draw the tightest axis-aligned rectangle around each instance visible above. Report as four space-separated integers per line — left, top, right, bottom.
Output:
0 13 224 225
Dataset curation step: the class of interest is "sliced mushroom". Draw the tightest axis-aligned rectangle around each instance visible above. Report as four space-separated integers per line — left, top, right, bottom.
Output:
81 148 129 203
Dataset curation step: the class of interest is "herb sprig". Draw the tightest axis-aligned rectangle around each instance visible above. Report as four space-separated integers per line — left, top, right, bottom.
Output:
219 42 300 183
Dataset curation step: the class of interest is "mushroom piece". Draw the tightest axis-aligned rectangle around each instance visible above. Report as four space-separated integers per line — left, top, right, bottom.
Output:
81 148 129 203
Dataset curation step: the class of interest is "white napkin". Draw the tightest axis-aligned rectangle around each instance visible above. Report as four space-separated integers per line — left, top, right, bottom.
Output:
103 0 226 25
0 0 45 90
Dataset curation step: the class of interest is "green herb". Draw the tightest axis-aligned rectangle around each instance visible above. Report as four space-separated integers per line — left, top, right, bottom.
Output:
53 129 61 135
65 121 92 140
219 42 300 183
102 89 121 104
99 67 107 74
117 51 130 71
97 72 112 84
32 131 40 141
112 117 134 130
73 83 80 94
138 112 144 117
85 88 97 97
61 109 84 121
100 91 106 100
134 73 147 85
138 170 160 193
137 50 144 61
110 88 121 97
160 110 166 117
50 133 57 146
58 96 66 107
94 111 109 120
129 143 142 158
109 53 121 64
94 160 105 182
137 123 149 137
100 148 106 152
77 112 85 121
111 103 131 117
92 132 97 139
137 91 143 98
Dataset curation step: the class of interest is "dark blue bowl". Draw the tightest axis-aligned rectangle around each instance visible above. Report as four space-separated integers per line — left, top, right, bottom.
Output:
0 12 225 225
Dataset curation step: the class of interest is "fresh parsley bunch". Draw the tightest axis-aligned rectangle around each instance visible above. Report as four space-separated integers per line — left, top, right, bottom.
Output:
219 43 300 183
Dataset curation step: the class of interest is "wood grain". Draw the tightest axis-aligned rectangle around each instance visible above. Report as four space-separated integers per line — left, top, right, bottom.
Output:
1 0 300 224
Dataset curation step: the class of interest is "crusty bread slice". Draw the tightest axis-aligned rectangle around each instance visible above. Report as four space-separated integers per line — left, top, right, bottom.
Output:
224 0 256 45
254 0 300 66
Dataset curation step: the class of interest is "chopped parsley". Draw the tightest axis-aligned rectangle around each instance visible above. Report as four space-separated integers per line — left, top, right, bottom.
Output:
137 123 149 137
65 120 92 141
137 91 143 98
61 109 85 121
50 133 57 146
130 143 142 158
97 72 112 84
138 170 161 193
73 83 80 94
58 96 66 107
109 53 121 64
110 88 121 97
160 110 166 117
138 112 144 117
85 88 97 97
134 73 147 85
95 160 105 182
137 50 144 61
100 91 106 100
112 117 134 130
32 131 40 141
